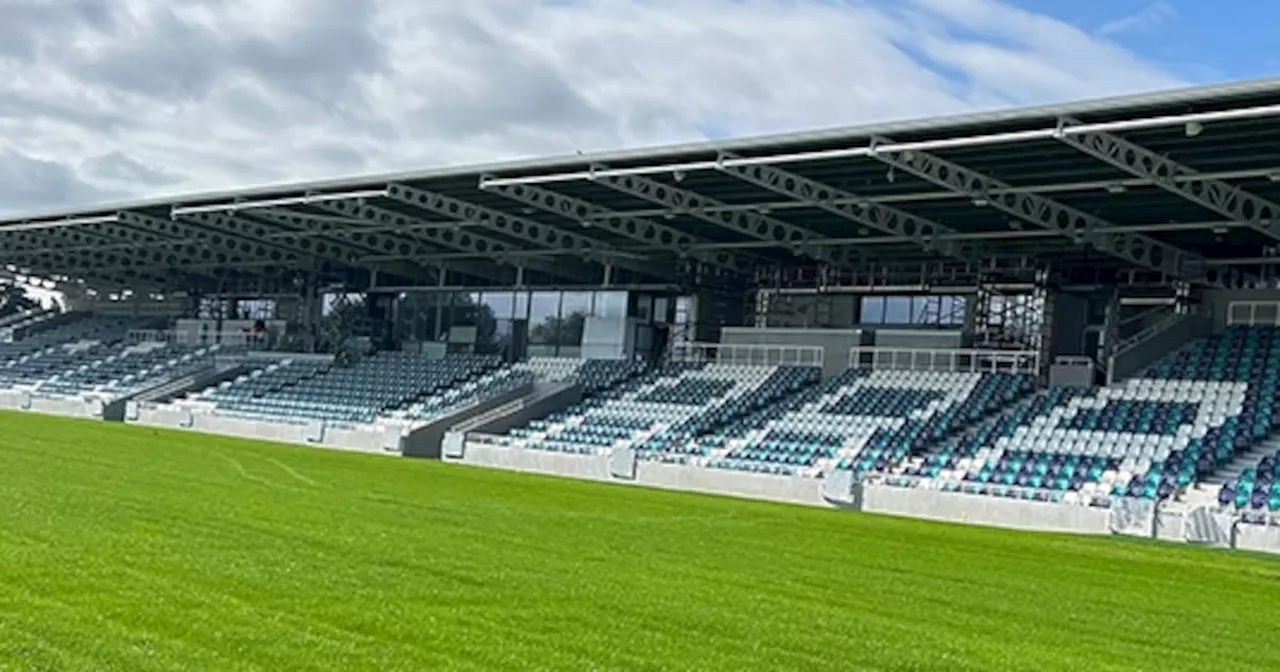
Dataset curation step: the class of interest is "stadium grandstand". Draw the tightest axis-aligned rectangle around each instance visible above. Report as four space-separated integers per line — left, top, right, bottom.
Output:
7 76 1280 555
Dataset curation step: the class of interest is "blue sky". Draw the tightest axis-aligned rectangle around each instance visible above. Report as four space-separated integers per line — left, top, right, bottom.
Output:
1014 0 1275 81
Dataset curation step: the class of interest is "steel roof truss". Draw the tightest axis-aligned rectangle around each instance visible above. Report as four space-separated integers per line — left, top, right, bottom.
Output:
481 181 750 274
1056 118 1280 242
587 169 862 271
713 151 985 264
867 137 1220 286
384 183 658 279
311 199 596 283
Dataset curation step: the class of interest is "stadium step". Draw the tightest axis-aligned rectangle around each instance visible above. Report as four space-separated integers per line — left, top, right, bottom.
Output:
1200 437 1280 487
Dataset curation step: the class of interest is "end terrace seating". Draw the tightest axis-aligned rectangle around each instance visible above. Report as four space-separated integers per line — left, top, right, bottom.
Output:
1218 449 1280 512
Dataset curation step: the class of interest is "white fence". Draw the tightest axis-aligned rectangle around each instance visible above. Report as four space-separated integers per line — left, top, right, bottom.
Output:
1227 301 1280 326
848 346 1039 374
670 342 824 367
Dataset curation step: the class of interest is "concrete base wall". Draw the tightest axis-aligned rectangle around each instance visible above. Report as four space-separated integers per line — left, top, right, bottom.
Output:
860 485 1112 535
1235 523 1280 554
452 442 833 506
0 389 107 419
129 404 400 456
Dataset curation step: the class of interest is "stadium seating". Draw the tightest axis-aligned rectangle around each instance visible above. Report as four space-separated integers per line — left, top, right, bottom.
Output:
196 352 502 425
808 371 1039 476
501 363 819 456
904 326 1280 506
0 316 162 389
390 367 534 423
36 341 224 399
513 357 646 394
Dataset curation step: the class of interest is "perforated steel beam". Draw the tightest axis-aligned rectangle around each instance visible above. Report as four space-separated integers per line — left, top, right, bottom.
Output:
1055 119 1280 242
867 138 1221 285
587 170 861 270
480 181 751 273
311 199 596 283
384 183 658 278
231 208 441 282
714 152 985 264
116 211 315 273
0 226 224 283
1 241 184 288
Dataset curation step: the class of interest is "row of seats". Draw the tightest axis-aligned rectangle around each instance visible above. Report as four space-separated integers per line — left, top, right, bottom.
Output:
1219 451 1280 511
0 316 163 389
38 342 222 400
893 326 1280 507
197 352 503 425
832 371 1034 477
503 363 818 456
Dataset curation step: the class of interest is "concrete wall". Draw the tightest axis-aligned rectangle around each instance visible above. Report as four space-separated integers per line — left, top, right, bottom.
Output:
452 441 833 506
128 404 400 455
0 389 107 419
873 329 965 349
860 484 1112 535
1235 522 1280 554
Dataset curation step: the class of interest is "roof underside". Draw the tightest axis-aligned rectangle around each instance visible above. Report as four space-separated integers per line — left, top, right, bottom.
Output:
7 77 1280 295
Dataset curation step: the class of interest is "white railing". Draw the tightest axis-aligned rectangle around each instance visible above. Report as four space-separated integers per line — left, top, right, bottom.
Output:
128 329 269 349
669 342 824 367
1227 301 1280 326
848 346 1039 374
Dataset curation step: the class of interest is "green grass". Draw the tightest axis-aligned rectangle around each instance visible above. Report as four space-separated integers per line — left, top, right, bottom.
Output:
0 412 1276 671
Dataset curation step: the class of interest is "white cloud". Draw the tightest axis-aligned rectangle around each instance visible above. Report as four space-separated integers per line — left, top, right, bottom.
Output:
0 0 1186 213
1099 1 1178 37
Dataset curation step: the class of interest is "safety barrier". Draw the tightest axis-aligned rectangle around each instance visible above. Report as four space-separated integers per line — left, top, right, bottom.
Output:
847 346 1039 374
670 342 824 367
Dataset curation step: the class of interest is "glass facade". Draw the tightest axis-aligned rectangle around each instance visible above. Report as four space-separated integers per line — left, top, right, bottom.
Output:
859 295 966 326
395 290 630 357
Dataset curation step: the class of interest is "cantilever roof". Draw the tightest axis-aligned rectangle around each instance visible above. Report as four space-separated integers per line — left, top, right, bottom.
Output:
6 77 1280 293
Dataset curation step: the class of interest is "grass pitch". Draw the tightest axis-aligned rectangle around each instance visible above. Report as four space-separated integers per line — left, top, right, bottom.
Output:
0 412 1276 671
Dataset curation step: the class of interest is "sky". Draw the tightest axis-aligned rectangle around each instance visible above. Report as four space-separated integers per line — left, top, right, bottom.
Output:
0 0 1269 218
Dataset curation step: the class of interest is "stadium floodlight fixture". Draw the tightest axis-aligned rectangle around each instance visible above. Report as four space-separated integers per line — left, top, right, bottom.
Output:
477 102 1280 188
169 189 388 217
0 214 119 232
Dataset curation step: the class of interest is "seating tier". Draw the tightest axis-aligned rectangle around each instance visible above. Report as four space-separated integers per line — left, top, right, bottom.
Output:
502 363 819 456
